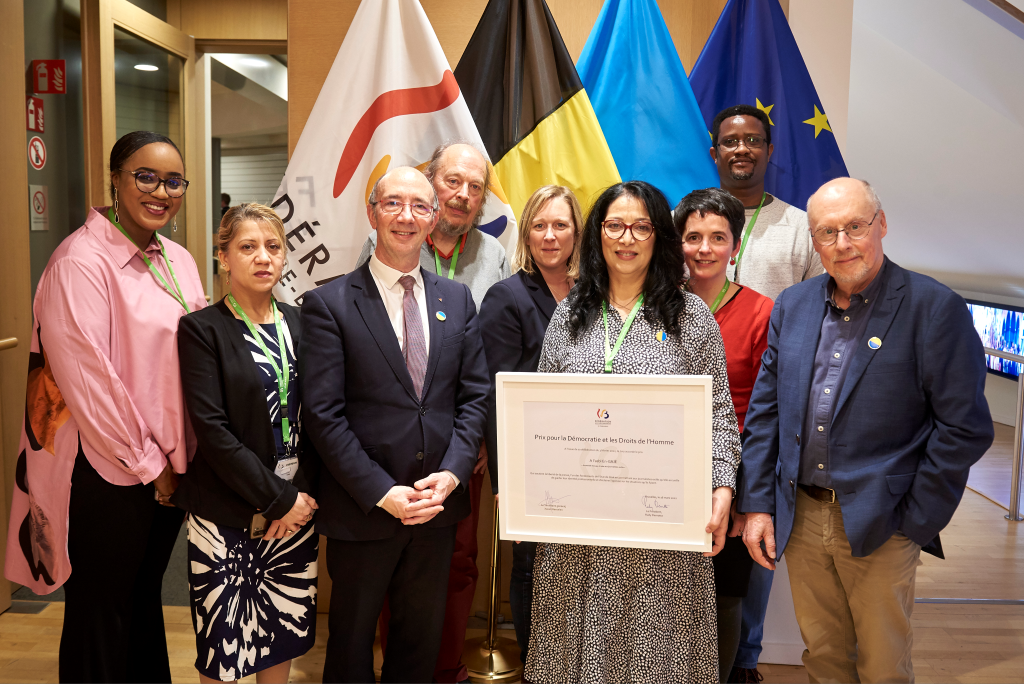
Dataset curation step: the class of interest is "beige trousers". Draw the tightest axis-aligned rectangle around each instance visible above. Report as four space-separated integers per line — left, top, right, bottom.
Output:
785 487 922 683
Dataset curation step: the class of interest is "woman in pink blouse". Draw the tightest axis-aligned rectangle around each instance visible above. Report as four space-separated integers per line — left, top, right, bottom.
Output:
4 131 206 682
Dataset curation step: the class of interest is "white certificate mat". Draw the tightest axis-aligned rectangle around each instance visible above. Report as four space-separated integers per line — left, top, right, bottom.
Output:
524 401 685 523
498 373 712 553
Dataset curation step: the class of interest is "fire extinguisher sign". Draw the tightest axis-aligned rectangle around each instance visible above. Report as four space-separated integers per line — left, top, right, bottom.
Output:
31 60 66 95
27 96 44 132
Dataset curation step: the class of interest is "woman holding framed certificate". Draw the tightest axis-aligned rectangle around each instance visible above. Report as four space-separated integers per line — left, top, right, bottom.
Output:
480 185 584 664
676 188 774 683
524 181 742 683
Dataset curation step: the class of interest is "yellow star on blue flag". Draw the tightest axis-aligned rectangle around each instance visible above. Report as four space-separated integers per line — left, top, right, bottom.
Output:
803 105 832 138
690 0 849 209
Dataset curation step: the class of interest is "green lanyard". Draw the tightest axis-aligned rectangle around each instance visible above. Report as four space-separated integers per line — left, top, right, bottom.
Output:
602 295 645 373
732 192 767 273
108 208 190 313
709 278 731 314
433 238 462 279
228 295 291 444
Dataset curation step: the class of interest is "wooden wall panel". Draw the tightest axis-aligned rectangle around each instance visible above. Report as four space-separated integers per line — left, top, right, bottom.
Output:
178 0 287 41
0 0 34 611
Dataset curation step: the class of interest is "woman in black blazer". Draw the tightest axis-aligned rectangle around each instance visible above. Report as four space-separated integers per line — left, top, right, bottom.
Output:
173 204 318 684
479 185 583 664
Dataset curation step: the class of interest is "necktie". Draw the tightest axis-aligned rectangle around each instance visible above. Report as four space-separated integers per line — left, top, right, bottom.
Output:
399 275 427 398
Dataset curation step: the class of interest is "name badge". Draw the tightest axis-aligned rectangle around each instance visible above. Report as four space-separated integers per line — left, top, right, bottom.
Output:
274 457 298 482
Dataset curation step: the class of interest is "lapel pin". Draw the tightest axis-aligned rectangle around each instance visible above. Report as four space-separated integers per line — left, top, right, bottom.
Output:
868 336 882 350
438 297 442 302
436 311 446 321
655 330 668 342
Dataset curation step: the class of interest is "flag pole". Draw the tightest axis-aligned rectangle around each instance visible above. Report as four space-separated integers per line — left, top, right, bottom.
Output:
464 507 523 683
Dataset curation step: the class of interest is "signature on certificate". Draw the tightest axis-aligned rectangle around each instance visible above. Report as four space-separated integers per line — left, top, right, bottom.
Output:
642 496 670 509
540 491 571 506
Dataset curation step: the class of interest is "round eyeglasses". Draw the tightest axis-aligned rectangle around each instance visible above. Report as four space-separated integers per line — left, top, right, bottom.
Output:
602 220 655 241
372 200 436 218
812 210 879 246
121 169 190 197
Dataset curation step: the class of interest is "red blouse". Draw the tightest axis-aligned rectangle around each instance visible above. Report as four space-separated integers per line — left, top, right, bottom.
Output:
714 285 773 433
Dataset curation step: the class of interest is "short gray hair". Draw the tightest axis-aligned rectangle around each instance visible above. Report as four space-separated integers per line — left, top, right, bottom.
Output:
424 140 492 196
368 167 439 212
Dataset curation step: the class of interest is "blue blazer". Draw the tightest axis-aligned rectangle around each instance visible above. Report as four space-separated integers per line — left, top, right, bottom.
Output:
299 262 490 541
478 270 558 494
738 258 993 558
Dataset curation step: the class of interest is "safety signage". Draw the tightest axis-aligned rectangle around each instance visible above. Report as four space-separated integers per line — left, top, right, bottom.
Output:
29 185 49 232
28 136 46 170
27 97 44 132
31 60 66 95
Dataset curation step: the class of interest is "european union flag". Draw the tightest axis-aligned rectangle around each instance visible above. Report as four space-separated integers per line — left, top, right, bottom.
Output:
577 0 719 206
689 0 849 211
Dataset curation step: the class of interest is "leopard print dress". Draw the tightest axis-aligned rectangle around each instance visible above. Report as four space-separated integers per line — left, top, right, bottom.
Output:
524 292 741 684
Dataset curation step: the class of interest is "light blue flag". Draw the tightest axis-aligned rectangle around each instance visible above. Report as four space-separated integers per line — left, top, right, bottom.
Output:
577 0 719 207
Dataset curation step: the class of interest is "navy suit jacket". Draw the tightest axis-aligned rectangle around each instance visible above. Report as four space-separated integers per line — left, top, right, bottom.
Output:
300 262 490 541
738 258 993 558
478 270 557 494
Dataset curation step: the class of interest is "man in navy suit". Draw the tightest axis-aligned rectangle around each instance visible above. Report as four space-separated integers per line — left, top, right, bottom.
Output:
301 166 489 683
738 178 993 683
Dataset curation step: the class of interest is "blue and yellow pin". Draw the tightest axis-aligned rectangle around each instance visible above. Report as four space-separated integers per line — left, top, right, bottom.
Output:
868 336 882 350
436 311 446 321
655 330 668 342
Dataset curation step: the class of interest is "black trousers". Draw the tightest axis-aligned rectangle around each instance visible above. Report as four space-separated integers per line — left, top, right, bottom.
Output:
323 523 457 684
508 540 537 664
59 451 184 683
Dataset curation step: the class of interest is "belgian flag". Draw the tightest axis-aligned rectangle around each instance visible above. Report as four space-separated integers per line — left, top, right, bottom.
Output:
455 0 620 218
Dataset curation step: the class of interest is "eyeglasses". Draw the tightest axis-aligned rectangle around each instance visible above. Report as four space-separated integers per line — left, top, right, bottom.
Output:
812 210 879 246
371 200 435 218
122 169 190 197
717 135 766 150
602 220 655 241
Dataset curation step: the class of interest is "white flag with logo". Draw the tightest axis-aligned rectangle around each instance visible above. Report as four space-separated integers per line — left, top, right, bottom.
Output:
271 0 517 304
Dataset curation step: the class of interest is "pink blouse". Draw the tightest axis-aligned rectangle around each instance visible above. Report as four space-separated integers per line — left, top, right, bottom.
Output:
5 207 206 593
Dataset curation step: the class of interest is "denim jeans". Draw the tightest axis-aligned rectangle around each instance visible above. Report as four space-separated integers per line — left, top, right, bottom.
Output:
508 540 537 663
733 561 775 669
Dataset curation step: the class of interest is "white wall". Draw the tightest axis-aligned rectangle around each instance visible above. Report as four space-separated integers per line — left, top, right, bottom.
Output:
846 0 1024 303
221 150 289 207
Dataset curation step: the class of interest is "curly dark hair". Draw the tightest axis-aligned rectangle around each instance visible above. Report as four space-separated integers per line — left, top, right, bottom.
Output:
567 181 687 340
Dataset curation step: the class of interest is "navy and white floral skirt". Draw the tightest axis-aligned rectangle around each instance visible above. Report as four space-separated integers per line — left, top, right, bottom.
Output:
186 514 318 681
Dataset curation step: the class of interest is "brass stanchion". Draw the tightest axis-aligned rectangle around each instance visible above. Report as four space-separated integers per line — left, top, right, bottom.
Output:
464 506 523 683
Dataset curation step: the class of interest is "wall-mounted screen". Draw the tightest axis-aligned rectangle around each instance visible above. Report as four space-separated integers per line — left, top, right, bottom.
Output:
966 300 1023 380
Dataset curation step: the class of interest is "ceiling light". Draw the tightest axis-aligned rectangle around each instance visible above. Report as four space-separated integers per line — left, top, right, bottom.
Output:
135 64 159 71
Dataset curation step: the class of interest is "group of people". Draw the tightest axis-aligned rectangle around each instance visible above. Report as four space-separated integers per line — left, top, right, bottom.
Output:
7 101 994 684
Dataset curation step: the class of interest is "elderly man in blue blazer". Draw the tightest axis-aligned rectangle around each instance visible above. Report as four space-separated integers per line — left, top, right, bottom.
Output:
301 166 489 683
738 178 993 683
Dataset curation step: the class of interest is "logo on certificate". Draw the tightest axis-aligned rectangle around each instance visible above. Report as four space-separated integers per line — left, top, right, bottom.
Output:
594 408 611 427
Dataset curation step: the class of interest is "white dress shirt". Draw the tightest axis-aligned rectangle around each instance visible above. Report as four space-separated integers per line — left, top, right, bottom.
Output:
368 253 430 351
366 253 458 503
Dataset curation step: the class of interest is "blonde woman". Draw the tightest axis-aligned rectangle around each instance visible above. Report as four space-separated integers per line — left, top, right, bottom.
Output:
172 204 318 683
478 185 583 663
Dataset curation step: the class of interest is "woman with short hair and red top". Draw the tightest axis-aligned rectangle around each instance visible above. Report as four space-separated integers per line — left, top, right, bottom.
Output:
5 131 206 683
676 187 773 683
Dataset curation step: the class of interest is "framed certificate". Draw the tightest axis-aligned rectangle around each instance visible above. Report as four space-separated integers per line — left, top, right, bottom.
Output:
496 372 713 553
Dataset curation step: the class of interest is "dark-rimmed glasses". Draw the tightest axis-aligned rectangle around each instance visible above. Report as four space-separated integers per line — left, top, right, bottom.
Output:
121 169 190 197
718 135 766 150
602 220 655 241
812 210 879 246
371 200 436 218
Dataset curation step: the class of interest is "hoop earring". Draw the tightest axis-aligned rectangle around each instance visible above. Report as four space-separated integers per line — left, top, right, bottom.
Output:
113 189 120 224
